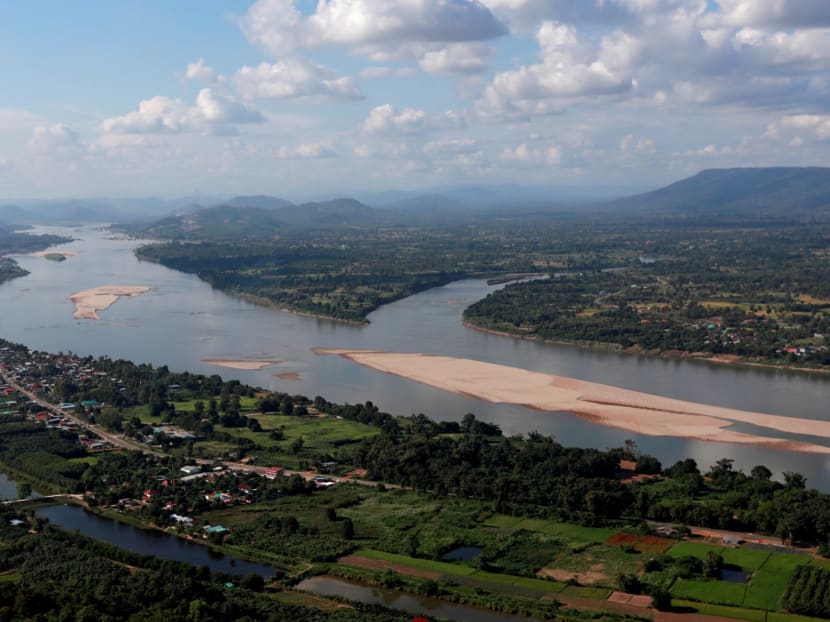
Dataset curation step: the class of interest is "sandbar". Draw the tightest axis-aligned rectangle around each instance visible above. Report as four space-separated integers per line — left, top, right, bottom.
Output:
202 359 281 370
314 349 830 454
31 250 79 257
274 372 301 381
69 285 151 320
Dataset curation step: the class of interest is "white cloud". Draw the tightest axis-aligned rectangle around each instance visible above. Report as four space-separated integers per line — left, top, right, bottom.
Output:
620 133 655 154
100 89 265 135
500 142 561 165
423 137 479 156
359 66 416 79
717 0 830 28
186 58 217 83
781 114 830 139
238 0 507 58
28 123 82 153
236 0 505 75
234 58 364 102
418 43 494 74
278 140 338 159
362 104 465 135
478 21 640 118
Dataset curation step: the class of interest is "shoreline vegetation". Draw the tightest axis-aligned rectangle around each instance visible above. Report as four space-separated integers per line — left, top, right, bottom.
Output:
68 285 151 320
315 348 830 454
462 319 830 376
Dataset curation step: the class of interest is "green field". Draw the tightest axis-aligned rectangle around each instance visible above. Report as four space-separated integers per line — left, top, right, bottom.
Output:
672 600 766 622
483 515 617 546
668 548 809 612
671 578 747 606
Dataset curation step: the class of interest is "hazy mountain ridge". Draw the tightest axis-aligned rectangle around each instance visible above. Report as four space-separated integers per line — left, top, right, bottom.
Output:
611 167 830 214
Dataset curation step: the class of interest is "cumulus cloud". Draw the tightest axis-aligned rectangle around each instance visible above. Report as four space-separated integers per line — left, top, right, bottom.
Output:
362 104 465 135
620 133 655 155
423 137 479 156
359 66 416 79
780 114 830 140
500 143 561 165
186 58 217 83
479 21 641 118
236 0 506 74
28 123 82 153
278 140 338 159
238 0 506 56
234 58 364 102
717 0 830 28
100 89 265 135
418 43 494 74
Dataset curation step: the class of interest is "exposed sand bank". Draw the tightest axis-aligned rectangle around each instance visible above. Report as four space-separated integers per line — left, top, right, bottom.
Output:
314 349 830 454
31 250 79 257
69 285 151 320
202 359 281 370
275 372 301 381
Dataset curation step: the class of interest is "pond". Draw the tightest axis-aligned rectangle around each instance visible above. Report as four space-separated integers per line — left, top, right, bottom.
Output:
296 576 539 622
36 504 276 578
441 546 483 562
720 567 751 583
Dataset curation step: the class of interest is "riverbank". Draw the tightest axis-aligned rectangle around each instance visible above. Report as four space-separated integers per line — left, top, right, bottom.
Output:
316 349 830 454
463 320 830 377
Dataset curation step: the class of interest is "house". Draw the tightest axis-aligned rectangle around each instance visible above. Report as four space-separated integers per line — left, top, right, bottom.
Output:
180 465 201 475
204 525 229 535
264 466 284 479
170 514 193 526
142 489 158 502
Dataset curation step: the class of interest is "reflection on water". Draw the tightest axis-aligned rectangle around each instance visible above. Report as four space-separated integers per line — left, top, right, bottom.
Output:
37 504 275 578
3 225 830 488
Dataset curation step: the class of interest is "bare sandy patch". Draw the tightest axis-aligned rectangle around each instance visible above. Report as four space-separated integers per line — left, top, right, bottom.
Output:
538 566 607 585
69 285 151 320
31 250 79 257
274 372 301 381
202 359 281 370
315 349 830 454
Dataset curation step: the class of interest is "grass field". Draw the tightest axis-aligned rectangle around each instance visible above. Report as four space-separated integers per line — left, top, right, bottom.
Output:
672 600 766 622
348 549 567 595
668 548 809 612
671 578 746 606
483 515 617 546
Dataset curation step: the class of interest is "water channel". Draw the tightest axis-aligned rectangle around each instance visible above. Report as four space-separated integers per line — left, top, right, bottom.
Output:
2 225 829 488
35 504 276 578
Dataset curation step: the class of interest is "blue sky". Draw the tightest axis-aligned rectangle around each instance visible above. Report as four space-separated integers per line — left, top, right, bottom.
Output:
2 0 830 198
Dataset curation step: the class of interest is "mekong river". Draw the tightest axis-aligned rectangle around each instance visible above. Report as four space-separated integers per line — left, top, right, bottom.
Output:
5 225 830 488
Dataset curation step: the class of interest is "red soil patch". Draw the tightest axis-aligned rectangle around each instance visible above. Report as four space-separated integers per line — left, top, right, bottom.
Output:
338 555 441 580
606 532 674 554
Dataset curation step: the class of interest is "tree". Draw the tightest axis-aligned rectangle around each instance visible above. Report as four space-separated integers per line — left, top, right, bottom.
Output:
750 465 772 481
340 518 354 540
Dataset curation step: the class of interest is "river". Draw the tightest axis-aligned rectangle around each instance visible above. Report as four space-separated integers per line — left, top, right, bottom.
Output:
4 225 830 488
36 504 275 578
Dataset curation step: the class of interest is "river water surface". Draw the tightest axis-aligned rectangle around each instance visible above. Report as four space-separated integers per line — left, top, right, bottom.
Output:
4 225 830 487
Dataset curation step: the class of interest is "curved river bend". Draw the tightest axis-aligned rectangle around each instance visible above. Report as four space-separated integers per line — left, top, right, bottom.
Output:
3 225 830 487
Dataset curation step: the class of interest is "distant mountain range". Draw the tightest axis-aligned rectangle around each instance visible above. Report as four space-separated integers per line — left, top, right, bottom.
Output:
3 167 830 230
610 167 830 214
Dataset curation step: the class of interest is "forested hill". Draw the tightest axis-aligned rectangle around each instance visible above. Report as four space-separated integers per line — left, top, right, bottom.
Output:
611 167 830 215
137 197 379 240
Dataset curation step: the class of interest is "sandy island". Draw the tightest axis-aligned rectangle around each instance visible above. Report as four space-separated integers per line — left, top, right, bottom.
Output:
314 348 830 454
31 250 79 257
202 359 281 370
69 285 151 320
